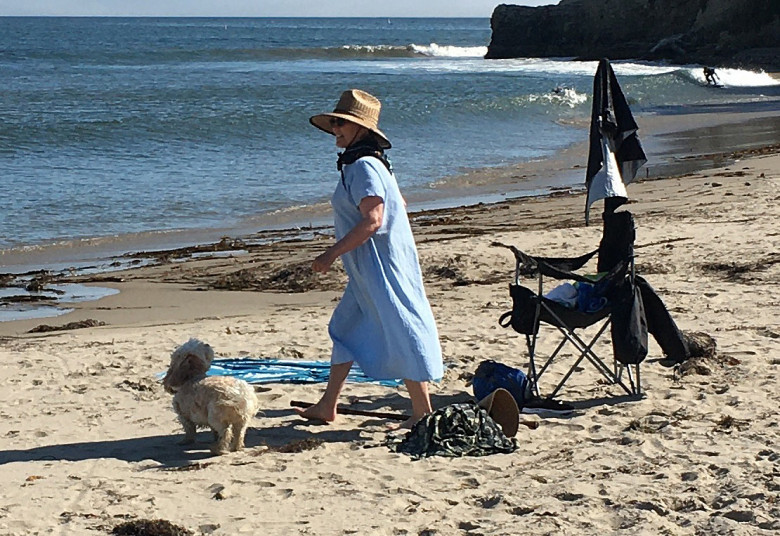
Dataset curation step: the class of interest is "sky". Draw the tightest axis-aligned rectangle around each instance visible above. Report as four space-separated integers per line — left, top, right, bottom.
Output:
0 1 554 18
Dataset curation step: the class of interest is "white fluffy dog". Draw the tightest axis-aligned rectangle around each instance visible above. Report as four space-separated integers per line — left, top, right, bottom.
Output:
163 338 259 454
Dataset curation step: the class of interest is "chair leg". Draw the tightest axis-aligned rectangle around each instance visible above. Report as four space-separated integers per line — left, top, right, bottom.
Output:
548 330 623 397
549 351 588 398
536 337 568 382
525 334 541 398
527 330 569 398
543 315 635 397
526 278 546 398
636 364 641 395
615 361 642 396
522 274 641 399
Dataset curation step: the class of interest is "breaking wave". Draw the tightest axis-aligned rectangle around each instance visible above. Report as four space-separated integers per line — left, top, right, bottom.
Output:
680 67 780 88
338 43 487 58
408 43 488 57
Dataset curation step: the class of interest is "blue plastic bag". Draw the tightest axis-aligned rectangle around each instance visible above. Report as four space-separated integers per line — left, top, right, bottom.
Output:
471 360 528 408
574 281 608 313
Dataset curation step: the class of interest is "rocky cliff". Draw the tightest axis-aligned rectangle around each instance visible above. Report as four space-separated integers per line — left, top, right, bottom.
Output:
485 0 780 70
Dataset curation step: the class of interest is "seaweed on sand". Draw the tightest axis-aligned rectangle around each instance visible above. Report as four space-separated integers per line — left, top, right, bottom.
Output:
210 262 345 292
112 518 193 536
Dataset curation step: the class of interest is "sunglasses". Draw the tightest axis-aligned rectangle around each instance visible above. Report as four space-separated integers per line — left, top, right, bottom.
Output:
329 117 348 127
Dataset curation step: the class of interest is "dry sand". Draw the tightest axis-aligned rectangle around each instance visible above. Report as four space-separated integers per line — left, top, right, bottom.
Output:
0 146 778 535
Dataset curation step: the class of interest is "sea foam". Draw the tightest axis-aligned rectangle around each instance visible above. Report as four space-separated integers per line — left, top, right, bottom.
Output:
409 43 488 57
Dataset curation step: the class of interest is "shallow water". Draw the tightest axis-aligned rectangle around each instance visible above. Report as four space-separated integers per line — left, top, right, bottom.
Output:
2 17 777 253
0 282 119 322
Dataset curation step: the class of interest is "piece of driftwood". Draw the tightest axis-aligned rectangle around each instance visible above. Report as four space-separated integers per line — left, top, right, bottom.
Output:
290 400 409 421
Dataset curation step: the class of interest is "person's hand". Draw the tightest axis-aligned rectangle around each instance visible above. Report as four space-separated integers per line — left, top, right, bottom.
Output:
312 251 336 274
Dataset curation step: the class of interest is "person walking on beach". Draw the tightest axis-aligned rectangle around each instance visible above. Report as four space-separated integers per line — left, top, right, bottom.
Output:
297 89 443 428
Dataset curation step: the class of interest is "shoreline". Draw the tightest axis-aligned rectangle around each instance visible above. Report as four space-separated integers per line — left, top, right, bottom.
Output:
1 104 778 276
0 93 778 326
1 140 778 333
0 107 777 324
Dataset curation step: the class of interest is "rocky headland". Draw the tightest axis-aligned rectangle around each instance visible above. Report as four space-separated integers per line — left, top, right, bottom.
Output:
486 0 779 70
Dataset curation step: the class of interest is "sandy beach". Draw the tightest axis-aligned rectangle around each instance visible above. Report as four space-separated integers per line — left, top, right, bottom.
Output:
1 130 779 534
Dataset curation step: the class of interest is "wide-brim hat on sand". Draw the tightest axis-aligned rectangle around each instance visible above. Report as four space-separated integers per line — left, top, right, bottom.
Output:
310 89 391 149
478 388 520 438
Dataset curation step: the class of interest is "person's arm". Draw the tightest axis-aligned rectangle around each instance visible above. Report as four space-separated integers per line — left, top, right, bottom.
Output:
312 196 384 273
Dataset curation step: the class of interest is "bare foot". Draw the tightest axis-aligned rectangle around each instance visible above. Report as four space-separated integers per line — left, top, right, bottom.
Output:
294 402 336 423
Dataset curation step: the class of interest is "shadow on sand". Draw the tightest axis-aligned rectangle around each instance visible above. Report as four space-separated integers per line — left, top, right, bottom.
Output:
1 392 476 468
0 426 369 468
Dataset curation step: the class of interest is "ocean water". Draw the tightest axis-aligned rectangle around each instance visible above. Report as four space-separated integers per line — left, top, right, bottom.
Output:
1 17 778 254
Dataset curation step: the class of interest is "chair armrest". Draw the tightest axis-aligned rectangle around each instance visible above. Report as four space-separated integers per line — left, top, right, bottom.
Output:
492 241 599 281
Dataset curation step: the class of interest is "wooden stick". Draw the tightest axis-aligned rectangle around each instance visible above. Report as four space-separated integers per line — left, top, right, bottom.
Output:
290 400 409 421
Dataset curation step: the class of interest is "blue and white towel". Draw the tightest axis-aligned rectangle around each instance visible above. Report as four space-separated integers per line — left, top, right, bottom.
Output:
204 358 403 387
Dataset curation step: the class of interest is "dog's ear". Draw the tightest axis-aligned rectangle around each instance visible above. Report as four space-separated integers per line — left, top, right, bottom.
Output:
163 357 184 391
163 353 207 391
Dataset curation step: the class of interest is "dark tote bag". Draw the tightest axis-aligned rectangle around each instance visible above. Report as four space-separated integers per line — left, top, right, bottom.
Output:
610 282 648 365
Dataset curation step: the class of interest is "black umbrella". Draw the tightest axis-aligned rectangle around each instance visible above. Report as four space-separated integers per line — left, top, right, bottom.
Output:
585 58 647 224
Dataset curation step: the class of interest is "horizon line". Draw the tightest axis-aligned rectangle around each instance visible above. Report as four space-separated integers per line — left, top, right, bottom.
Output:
0 14 493 19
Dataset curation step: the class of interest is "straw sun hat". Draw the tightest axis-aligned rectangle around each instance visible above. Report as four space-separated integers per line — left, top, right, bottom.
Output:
309 89 391 149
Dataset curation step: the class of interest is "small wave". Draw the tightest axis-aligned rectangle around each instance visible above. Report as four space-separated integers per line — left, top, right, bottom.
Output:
0 228 184 257
408 43 488 58
545 87 588 107
266 203 308 214
336 43 488 59
337 44 419 58
525 88 589 108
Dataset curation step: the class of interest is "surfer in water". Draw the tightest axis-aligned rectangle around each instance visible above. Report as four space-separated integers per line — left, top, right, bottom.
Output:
703 67 720 86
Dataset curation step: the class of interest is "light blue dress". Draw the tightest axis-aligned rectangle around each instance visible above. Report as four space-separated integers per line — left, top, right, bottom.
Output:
329 156 443 382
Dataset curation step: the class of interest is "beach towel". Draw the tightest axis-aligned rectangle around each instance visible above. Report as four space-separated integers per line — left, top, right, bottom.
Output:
204 358 403 387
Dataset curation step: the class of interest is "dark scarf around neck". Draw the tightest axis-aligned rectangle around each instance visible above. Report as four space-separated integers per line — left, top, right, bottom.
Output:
337 136 392 174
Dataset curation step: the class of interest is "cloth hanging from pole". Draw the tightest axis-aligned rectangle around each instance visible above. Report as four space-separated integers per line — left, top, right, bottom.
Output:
585 58 647 224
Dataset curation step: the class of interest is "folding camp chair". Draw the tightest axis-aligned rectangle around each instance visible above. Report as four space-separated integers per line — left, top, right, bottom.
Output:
496 210 646 400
